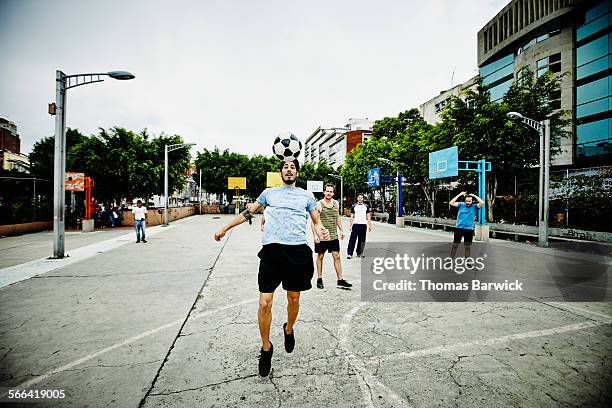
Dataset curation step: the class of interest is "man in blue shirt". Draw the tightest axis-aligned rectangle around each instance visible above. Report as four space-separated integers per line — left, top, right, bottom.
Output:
214 159 329 377
449 191 484 257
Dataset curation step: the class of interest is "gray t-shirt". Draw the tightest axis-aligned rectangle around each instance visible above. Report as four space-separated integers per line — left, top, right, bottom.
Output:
257 186 317 245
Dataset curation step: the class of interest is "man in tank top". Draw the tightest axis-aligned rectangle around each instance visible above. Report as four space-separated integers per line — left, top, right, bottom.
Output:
311 184 352 289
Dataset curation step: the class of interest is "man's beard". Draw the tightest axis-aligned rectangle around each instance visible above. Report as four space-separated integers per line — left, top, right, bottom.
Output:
282 174 295 184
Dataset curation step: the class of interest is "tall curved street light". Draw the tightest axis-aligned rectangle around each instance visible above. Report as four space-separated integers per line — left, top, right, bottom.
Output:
164 143 196 226
507 111 551 247
52 70 135 258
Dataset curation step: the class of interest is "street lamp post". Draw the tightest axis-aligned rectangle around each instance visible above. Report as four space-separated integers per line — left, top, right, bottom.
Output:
164 143 196 226
507 112 551 247
378 157 404 227
51 70 134 258
199 170 203 215
327 173 343 216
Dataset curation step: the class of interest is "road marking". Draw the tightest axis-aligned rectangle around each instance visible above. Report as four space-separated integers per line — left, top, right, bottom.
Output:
0 225 173 288
338 302 411 408
4 298 257 394
546 302 612 322
370 320 606 364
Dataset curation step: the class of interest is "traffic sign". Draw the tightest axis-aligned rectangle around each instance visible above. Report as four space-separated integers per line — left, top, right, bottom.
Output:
65 172 85 191
307 180 323 192
367 168 380 187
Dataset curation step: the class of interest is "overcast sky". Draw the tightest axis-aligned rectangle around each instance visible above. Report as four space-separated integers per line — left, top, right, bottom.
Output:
0 0 507 157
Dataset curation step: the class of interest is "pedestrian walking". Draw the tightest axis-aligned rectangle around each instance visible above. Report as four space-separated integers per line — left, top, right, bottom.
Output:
132 200 147 243
347 193 372 259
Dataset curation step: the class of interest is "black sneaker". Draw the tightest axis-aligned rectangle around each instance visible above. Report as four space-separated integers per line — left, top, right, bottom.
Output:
347 255 352 259
316 278 324 289
259 343 273 377
136 239 140 243
283 323 295 353
142 239 147 243
337 279 353 288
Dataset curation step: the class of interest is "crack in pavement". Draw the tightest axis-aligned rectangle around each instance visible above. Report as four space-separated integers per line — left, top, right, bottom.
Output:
268 374 282 408
137 230 232 408
148 374 258 396
0 348 12 361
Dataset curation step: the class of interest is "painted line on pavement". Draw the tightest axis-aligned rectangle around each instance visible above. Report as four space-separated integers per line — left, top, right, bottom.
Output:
4 298 258 394
370 320 607 364
546 302 612 322
0 225 174 289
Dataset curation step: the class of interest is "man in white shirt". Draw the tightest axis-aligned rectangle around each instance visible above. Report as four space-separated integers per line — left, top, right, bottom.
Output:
347 193 372 259
132 200 147 243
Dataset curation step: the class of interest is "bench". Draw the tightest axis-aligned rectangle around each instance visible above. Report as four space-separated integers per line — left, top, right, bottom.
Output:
371 211 390 222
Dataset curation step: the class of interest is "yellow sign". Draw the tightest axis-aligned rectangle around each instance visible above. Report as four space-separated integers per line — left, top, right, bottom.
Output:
266 172 283 187
227 177 246 190
65 172 85 191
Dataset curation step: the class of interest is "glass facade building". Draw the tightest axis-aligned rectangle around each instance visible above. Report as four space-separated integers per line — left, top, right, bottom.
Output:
575 0 612 159
480 53 515 102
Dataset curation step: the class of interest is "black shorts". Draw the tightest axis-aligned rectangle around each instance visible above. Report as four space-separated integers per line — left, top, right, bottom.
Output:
314 239 340 253
453 228 474 243
257 243 314 293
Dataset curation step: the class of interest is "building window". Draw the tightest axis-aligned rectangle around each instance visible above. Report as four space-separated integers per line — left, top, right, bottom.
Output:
576 118 612 157
536 28 560 43
548 90 561 110
536 53 561 77
434 99 449 113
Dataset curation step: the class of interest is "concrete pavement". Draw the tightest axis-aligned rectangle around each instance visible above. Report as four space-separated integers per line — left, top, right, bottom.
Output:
0 215 611 407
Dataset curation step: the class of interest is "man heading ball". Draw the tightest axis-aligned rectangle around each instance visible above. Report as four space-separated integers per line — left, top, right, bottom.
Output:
214 159 329 377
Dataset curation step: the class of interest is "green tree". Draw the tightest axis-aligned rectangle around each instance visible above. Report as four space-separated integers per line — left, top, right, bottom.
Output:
194 148 250 200
246 154 279 197
29 128 86 179
341 137 394 204
438 70 570 221
295 161 335 191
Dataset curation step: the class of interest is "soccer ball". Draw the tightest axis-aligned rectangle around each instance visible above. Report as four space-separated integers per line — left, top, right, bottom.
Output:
272 132 302 162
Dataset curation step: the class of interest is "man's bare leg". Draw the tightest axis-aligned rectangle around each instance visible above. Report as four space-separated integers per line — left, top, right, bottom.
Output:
450 242 460 258
464 243 471 258
331 251 343 280
258 292 275 351
316 253 324 278
285 291 300 334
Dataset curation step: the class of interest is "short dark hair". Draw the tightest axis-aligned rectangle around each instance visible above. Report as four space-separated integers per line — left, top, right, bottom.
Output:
278 159 300 172
137 200 142 204
357 193 364 198
324 184 335 191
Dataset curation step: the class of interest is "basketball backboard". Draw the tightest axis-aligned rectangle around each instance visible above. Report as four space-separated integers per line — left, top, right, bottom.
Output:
429 146 458 179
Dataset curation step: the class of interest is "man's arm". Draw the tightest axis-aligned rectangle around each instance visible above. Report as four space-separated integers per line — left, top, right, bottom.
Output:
309 210 330 241
470 194 485 209
349 211 354 231
450 191 466 208
311 203 321 242
214 202 263 241
336 205 345 240
367 211 372 232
